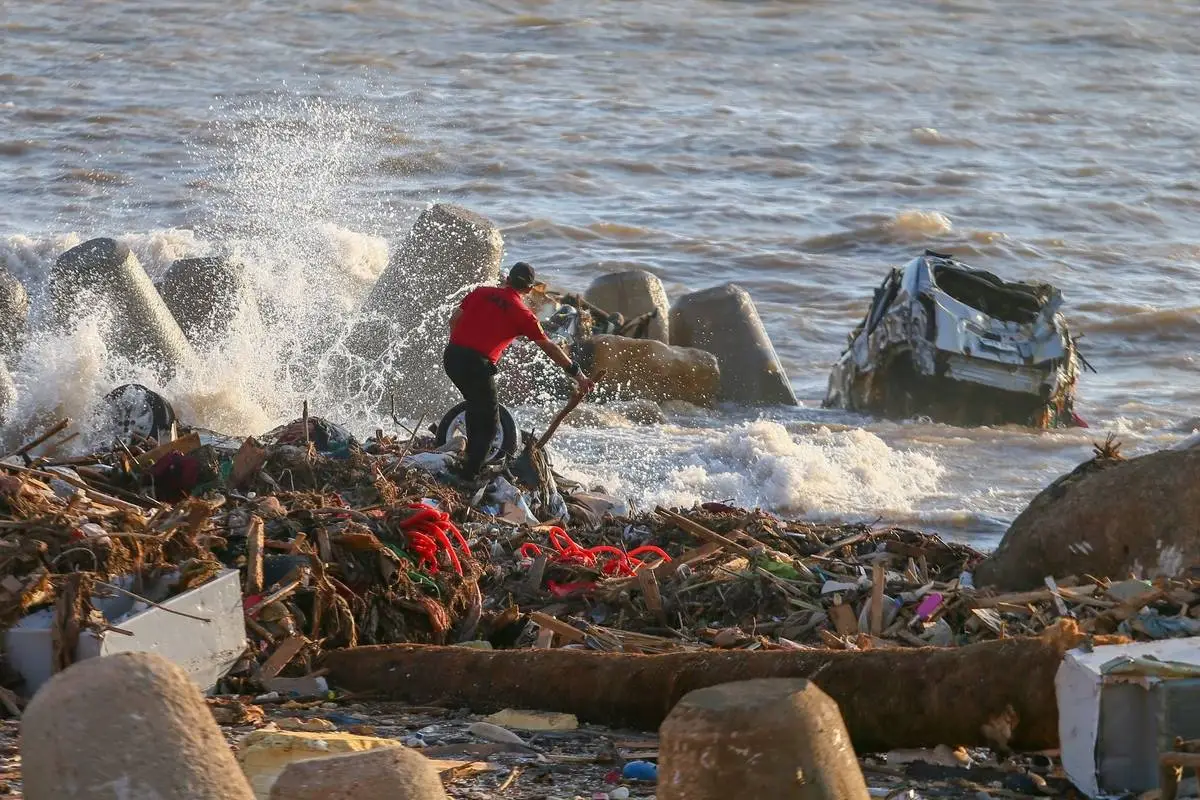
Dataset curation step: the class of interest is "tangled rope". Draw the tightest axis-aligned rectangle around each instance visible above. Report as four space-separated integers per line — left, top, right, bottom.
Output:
518 527 671 577
398 503 472 575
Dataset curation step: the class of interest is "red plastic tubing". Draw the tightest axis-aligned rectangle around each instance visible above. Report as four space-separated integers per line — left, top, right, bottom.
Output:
518 527 671 577
398 503 472 575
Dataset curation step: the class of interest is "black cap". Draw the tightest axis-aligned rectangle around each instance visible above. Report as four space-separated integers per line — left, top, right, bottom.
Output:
507 261 536 290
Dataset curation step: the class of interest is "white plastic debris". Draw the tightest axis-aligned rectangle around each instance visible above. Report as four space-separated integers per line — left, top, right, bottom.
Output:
398 451 455 474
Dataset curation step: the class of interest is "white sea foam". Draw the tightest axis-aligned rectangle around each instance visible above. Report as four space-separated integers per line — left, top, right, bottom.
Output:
554 420 944 519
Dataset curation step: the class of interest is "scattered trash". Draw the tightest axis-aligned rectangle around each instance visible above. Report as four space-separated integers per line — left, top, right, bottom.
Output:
466 721 531 749
483 708 579 732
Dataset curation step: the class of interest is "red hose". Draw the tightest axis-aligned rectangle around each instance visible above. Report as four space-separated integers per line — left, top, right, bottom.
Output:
398 503 471 575
519 527 671 577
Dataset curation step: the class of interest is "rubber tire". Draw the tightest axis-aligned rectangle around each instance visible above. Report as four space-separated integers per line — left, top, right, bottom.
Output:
102 384 177 441
434 402 518 460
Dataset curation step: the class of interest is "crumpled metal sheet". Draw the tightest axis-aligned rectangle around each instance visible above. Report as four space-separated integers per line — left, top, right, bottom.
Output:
825 252 1082 425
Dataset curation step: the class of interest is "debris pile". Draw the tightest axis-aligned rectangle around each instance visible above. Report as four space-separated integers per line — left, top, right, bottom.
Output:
3 412 1199 712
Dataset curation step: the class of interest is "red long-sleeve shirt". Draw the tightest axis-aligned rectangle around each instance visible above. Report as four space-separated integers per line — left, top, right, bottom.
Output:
449 286 549 363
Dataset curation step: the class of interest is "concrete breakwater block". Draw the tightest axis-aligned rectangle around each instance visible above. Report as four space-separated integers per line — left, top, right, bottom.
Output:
658 678 869 800
345 204 503 414
49 237 197 376
21 651 256 800
0 265 29 360
579 334 720 406
585 269 670 343
268 745 449 800
669 283 797 406
158 255 254 345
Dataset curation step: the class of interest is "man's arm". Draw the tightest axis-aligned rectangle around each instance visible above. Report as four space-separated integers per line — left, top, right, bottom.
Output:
535 338 594 394
449 306 463 329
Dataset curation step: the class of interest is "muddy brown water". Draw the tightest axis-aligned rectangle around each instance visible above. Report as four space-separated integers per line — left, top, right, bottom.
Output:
1 0 1197 547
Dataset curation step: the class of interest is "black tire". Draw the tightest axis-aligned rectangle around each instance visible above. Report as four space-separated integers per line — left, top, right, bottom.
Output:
102 384 177 441
434 402 518 460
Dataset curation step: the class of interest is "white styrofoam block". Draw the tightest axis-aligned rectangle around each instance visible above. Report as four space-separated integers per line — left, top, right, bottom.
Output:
1057 637 1200 798
5 569 245 697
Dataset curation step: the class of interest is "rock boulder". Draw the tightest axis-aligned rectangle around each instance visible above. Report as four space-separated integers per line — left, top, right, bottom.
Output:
975 444 1200 590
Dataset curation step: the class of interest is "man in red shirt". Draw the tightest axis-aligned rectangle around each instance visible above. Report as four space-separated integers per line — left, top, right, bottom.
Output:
444 262 593 483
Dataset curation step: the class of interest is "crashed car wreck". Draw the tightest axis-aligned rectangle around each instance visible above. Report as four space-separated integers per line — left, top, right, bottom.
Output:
824 250 1087 428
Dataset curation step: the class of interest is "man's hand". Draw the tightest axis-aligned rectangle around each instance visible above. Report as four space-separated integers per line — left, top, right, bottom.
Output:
574 374 595 396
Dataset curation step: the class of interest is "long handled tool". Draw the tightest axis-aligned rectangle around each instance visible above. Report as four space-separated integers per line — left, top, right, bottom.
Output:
536 370 605 449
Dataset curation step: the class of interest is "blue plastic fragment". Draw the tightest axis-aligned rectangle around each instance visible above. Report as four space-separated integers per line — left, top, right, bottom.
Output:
622 760 658 782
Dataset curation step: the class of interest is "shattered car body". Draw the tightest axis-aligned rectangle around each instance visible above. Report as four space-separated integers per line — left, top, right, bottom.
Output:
824 251 1085 428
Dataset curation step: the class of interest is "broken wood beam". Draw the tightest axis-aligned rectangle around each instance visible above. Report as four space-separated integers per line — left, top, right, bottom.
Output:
133 431 202 467
256 634 308 681
244 515 265 595
319 633 1072 752
655 508 754 558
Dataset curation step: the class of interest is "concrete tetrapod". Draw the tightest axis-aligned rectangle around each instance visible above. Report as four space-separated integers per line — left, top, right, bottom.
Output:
345 204 504 414
158 255 255 345
670 283 797 406
658 679 869 800
585 269 670 343
21 651 255 800
268 745 449 800
49 238 197 377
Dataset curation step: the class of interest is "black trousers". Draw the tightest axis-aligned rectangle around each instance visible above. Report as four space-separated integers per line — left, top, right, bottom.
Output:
442 343 499 477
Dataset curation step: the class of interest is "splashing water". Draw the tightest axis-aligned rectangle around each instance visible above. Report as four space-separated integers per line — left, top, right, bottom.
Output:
0 90 949 532
2 93 409 446
551 419 944 520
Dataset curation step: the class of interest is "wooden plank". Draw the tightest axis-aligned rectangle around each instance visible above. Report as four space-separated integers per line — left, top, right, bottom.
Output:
316 528 333 564
818 628 851 649
431 760 493 782
230 436 269 489
971 608 1005 634
245 579 302 618
819 530 869 558
1044 576 1071 617
971 585 1098 609
528 612 586 645
245 515 265 595
0 461 148 514
524 554 548 595
638 567 667 625
1161 752 1200 768
256 634 308 680
655 508 754 558
133 431 202 467
870 563 885 636
829 601 860 636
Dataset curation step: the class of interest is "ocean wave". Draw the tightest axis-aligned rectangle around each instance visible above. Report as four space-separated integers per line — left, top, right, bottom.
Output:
1083 306 1200 341
802 209 953 251
556 420 944 519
